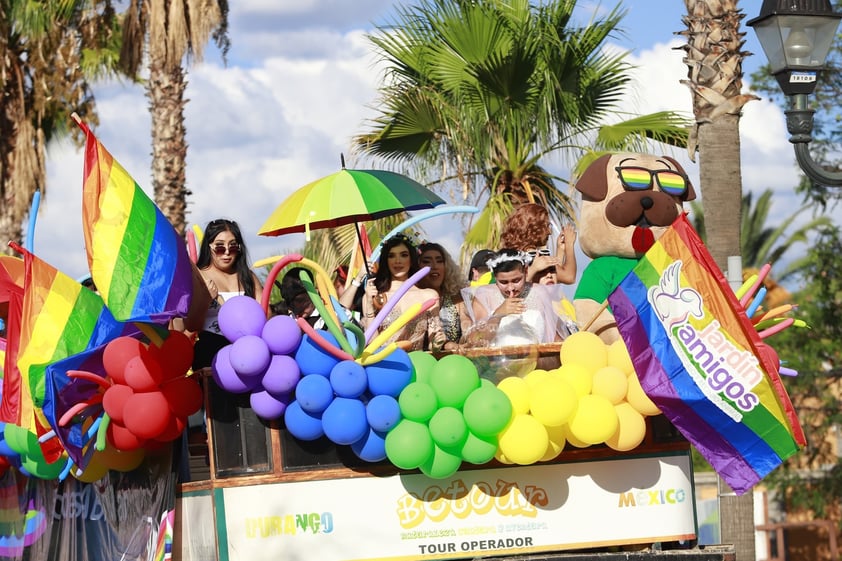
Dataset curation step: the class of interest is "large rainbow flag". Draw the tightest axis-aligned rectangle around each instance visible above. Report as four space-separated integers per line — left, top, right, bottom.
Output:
607 214 805 495
77 119 192 324
14 246 128 453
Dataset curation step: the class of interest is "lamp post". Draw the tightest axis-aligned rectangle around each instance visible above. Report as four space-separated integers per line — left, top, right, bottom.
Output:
747 0 842 186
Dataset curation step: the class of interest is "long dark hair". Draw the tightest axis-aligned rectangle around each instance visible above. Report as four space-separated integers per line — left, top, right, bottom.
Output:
373 235 419 293
197 219 257 297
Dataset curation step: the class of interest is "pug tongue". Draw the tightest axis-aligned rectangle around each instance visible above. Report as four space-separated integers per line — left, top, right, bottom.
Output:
632 227 655 254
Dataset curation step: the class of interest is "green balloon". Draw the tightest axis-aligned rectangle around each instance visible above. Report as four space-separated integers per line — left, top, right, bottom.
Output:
428 407 468 449
398 382 438 422
462 386 513 437
429 354 480 408
461 431 499 465
4 424 40 456
408 351 437 385
419 444 463 479
385 419 434 470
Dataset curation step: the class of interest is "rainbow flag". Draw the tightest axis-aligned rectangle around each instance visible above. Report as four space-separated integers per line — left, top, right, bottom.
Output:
153 508 174 561
0 257 25 425
607 214 805 495
78 119 192 324
15 246 128 449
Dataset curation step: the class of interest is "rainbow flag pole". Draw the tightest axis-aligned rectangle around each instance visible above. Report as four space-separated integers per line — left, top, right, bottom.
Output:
607 214 804 495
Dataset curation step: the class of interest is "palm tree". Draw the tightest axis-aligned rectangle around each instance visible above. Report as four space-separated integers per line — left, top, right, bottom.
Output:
118 0 230 235
690 189 830 284
0 0 119 251
354 0 689 264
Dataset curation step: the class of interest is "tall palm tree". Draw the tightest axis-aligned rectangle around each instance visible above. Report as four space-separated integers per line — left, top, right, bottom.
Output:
0 0 119 250
690 189 830 285
119 0 229 235
354 0 689 264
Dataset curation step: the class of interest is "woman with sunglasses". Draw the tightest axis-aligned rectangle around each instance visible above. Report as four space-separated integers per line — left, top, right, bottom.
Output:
192 219 264 371
499 203 577 285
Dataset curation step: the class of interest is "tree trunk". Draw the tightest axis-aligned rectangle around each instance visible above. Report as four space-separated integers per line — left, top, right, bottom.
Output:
148 60 189 235
697 115 743 270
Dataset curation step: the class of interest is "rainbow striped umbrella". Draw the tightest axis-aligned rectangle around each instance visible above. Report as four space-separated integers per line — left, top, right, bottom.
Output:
258 160 445 238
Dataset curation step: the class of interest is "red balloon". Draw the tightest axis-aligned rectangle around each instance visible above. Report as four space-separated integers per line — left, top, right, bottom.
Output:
154 415 186 442
150 330 195 381
102 384 134 425
124 355 164 392
107 422 146 451
122 391 171 440
103 337 145 384
161 377 203 417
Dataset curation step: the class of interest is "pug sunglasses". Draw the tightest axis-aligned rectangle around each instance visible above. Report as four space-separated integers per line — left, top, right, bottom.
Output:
615 166 689 197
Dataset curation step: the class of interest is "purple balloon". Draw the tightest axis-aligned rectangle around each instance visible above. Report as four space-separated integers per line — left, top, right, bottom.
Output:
262 315 302 355
261 354 301 396
294 374 334 414
250 390 291 420
229 335 271 378
329 360 368 398
365 348 414 397
218 295 266 342
351 428 387 462
211 345 260 394
322 397 368 445
284 401 324 441
366 395 402 432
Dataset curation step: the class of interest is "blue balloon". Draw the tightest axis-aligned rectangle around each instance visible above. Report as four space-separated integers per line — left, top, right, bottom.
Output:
250 390 291 420
294 374 334 414
351 428 387 462
294 333 341 376
218 295 266 341
329 360 368 398
322 397 368 445
284 401 324 441
366 395 402 432
262 315 302 355
365 348 413 397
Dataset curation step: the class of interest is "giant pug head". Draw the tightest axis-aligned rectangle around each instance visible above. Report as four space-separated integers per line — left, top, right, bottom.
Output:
576 153 696 259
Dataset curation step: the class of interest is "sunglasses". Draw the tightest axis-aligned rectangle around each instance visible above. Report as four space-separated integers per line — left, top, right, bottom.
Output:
525 248 551 265
212 243 240 255
615 166 689 197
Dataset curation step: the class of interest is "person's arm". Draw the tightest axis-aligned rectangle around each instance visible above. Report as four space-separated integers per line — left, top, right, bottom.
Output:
251 271 265 303
178 264 213 333
339 273 365 310
555 224 577 285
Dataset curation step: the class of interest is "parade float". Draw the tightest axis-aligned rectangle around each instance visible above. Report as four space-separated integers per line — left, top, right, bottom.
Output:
0 123 803 561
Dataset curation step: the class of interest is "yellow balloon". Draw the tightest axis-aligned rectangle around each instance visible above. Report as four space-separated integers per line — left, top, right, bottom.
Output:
529 377 578 427
560 331 608 372
497 376 530 415
523 369 549 389
606 402 647 452
541 424 567 461
607 339 635 375
553 363 592 397
626 372 662 416
563 424 591 448
498 414 549 465
74 453 109 483
99 443 146 472
495 449 514 464
568 394 619 445
592 366 629 404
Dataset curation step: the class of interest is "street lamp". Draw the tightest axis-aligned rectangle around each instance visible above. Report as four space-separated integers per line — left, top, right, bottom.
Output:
747 0 842 186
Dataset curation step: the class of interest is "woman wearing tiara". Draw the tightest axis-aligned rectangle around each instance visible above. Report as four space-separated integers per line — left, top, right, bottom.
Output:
468 248 574 344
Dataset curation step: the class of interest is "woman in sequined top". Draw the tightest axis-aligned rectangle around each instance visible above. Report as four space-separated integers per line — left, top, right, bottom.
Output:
417 242 471 352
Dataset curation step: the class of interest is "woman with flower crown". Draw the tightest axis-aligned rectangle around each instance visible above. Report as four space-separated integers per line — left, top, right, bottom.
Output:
468 248 574 344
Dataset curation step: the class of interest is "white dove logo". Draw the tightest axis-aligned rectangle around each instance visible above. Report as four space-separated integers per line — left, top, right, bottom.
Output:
648 260 704 328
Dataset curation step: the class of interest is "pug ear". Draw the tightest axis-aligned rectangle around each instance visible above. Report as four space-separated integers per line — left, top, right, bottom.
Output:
663 156 697 201
575 154 614 202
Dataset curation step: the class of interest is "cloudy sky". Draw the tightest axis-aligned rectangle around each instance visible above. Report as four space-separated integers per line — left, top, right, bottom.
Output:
34 1 833 289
